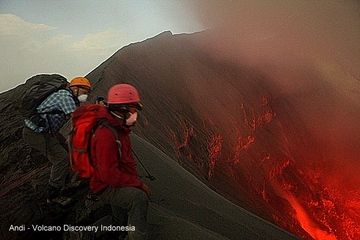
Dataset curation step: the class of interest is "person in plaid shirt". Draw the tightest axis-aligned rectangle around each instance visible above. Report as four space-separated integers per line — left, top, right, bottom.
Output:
23 77 91 205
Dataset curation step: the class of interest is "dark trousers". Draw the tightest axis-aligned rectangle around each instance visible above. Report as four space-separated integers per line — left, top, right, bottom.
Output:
22 127 69 188
99 187 149 240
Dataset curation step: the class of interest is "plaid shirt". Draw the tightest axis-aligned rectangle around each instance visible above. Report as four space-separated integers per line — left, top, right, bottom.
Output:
24 89 76 133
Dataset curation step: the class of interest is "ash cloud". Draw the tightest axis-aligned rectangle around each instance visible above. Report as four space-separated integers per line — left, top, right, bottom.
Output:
187 0 360 188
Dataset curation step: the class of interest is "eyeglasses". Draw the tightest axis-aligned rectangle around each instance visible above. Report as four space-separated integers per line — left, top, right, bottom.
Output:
110 103 142 111
79 87 91 94
128 107 137 114
111 105 137 113
128 102 143 110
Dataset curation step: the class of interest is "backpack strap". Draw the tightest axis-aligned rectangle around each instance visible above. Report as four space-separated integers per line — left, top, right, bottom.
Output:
38 109 65 115
92 119 122 162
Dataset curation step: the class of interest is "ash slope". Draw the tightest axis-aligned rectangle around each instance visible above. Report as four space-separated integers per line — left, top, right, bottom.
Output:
85 31 360 239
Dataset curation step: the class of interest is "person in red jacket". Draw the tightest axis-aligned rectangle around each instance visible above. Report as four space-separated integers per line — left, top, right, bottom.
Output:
90 83 150 240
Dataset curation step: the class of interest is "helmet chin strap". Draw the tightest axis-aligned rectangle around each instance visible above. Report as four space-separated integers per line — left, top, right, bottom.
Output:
110 111 137 127
110 111 124 120
110 111 127 126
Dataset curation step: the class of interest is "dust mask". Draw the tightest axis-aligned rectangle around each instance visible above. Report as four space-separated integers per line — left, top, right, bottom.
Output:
77 94 88 103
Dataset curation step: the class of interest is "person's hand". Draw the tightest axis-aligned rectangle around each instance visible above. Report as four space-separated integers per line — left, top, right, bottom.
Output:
142 183 151 198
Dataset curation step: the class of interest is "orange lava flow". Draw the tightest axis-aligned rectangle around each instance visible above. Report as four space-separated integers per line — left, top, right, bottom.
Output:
172 95 360 240
283 192 337 240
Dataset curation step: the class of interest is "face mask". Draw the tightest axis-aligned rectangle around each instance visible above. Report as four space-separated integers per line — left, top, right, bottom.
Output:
110 111 138 126
77 94 88 103
126 112 138 126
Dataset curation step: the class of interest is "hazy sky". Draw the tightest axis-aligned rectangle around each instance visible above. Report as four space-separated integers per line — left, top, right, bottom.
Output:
0 0 203 92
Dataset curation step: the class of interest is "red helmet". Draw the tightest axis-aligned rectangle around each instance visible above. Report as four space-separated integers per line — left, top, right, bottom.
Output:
107 84 142 108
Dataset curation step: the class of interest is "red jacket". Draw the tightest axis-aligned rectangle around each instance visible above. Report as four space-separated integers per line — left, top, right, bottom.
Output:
89 116 144 193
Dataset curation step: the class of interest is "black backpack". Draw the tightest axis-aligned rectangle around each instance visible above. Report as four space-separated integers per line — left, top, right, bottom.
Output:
19 74 69 119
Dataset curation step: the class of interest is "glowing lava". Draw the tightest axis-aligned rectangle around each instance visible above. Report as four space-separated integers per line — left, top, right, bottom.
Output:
166 93 360 240
282 191 337 240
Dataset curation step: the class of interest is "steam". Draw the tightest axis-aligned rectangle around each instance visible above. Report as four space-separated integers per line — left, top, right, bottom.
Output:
181 1 360 238
188 0 360 182
188 0 360 95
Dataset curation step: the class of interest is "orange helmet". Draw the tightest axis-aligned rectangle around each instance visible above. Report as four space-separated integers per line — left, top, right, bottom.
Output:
69 77 91 89
107 84 142 109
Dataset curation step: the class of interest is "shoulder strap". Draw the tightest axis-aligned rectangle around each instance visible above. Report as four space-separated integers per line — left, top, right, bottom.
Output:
38 110 65 115
92 119 122 159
